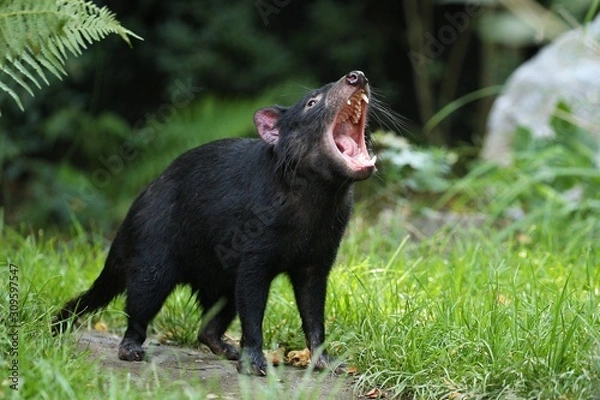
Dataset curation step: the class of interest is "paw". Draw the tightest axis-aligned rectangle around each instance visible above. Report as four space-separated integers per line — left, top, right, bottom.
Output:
236 350 267 376
198 335 240 360
313 353 347 375
118 340 145 361
221 343 241 361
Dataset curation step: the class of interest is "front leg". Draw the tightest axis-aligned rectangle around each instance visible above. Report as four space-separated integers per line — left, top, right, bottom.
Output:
235 264 273 376
289 266 344 373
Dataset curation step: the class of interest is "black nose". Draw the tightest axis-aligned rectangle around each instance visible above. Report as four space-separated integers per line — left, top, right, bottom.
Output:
346 71 367 86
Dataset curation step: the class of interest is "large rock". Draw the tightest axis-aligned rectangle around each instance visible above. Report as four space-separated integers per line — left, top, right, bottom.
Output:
482 16 600 165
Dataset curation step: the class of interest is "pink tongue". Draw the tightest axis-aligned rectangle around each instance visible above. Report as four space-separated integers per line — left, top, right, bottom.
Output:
336 135 358 156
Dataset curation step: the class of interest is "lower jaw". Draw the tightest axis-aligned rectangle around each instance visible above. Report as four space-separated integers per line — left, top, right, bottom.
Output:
348 166 375 181
332 160 375 182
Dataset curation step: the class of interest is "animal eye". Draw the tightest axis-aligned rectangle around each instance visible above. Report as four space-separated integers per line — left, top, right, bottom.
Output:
306 99 318 108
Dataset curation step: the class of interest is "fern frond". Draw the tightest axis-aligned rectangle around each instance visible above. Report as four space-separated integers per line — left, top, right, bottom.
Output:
0 0 142 114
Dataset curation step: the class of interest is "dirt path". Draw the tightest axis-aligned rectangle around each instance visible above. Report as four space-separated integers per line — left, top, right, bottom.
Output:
76 331 357 399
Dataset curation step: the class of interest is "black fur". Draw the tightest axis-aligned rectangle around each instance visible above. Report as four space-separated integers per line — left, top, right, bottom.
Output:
54 71 375 375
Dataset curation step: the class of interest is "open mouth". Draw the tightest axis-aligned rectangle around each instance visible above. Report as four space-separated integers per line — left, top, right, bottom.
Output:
328 89 377 175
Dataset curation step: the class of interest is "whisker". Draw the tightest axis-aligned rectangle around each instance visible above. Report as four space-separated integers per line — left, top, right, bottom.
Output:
368 88 411 136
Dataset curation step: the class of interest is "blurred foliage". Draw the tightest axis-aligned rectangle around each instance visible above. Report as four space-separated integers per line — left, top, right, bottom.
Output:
0 0 598 229
3 88 289 231
439 102 600 237
374 131 458 194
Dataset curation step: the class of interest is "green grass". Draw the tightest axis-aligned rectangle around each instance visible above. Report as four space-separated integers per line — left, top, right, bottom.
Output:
336 220 600 398
1 201 599 399
2 105 600 398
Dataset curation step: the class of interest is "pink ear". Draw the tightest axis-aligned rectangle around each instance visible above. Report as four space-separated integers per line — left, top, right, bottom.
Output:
254 108 282 145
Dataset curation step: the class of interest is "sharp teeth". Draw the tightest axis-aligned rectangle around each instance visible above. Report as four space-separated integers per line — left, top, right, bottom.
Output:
371 155 377 164
340 91 367 124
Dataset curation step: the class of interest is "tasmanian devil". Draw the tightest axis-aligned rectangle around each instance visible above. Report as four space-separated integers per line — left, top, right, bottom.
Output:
53 71 377 376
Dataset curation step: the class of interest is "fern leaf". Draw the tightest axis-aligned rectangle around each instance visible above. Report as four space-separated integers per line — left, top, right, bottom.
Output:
37 44 67 80
0 0 142 114
1 62 34 96
12 58 42 89
21 52 50 86
0 80 22 111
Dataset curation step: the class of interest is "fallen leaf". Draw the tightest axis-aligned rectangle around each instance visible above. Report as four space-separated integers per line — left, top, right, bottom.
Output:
346 365 359 375
264 347 286 366
93 321 107 332
286 348 311 367
223 333 240 346
365 387 383 399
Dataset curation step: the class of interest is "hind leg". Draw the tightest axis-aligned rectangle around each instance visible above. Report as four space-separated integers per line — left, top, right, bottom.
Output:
118 271 176 361
197 296 239 360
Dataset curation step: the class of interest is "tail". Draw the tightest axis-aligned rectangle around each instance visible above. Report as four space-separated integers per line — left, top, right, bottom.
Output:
52 258 125 335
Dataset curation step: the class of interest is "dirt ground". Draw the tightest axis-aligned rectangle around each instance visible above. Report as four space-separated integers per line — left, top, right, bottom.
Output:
76 330 357 399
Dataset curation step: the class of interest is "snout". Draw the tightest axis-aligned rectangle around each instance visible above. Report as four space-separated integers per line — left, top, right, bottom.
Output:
345 71 368 87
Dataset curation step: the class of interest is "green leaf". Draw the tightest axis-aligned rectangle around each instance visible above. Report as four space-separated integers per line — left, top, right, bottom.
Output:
0 79 23 111
0 0 142 114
